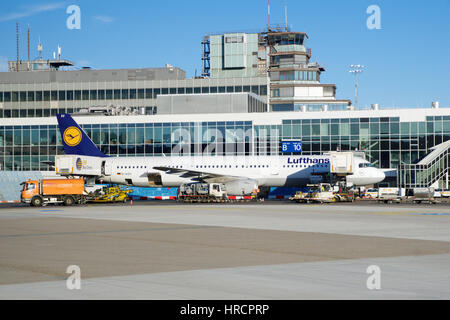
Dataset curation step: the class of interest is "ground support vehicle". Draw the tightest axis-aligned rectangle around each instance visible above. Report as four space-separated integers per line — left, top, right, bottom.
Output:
377 188 403 204
21 178 91 206
91 186 131 203
290 183 335 203
413 187 436 204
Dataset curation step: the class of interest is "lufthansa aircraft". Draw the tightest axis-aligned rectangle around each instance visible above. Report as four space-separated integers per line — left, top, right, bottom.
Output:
57 114 385 195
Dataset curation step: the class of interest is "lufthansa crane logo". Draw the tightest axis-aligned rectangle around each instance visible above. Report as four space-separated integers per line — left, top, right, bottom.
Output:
63 126 82 147
76 158 83 170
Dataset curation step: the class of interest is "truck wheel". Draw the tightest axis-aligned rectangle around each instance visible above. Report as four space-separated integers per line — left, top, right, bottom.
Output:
31 196 43 207
63 196 75 206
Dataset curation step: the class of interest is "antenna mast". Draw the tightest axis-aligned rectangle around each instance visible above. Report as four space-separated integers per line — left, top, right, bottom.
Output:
16 22 19 72
27 25 30 70
267 0 270 32
285 5 288 31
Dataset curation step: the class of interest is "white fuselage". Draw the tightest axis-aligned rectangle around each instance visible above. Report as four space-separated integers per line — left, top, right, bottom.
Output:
99 155 385 188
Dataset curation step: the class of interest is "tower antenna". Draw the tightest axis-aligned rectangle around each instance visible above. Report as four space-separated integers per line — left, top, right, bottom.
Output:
16 22 19 72
267 0 270 32
285 4 288 31
27 25 30 70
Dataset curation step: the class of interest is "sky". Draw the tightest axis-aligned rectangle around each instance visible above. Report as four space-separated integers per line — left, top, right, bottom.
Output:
0 0 449 109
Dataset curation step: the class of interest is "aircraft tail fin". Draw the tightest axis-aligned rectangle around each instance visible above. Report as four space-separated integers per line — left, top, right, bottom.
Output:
56 113 108 157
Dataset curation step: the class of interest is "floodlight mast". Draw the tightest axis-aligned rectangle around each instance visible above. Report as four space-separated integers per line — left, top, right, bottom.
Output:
349 65 364 108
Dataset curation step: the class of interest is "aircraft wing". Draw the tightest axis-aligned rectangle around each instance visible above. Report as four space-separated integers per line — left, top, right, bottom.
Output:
152 166 244 183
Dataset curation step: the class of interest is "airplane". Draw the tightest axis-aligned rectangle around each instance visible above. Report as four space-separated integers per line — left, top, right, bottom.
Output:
56 114 385 195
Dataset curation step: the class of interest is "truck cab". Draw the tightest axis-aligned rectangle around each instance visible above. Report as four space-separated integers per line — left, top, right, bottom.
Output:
210 183 227 198
21 180 39 204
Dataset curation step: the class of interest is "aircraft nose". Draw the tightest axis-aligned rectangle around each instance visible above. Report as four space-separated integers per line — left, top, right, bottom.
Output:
376 169 385 183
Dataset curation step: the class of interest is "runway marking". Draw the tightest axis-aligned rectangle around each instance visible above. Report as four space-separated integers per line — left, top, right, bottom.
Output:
363 211 450 217
410 213 450 216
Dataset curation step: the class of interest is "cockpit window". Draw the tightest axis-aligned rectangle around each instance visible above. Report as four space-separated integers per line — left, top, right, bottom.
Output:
359 163 375 168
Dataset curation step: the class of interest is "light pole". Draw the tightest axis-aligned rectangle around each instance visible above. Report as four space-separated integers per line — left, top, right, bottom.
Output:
349 65 364 108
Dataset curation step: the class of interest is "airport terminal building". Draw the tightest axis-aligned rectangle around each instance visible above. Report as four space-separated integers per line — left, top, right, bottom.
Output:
1 28 449 189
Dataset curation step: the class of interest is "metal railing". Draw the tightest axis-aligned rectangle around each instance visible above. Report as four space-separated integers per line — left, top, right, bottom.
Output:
397 140 450 188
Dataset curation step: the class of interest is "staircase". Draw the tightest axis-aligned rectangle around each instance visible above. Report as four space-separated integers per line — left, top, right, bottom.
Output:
398 140 450 188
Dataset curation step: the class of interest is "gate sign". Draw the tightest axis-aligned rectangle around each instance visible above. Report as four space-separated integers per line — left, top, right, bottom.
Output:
282 140 302 153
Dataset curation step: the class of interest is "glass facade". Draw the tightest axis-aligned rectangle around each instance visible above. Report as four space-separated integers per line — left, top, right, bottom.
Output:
0 85 267 118
272 103 349 112
280 116 450 168
1 115 450 171
279 71 318 81
0 121 253 171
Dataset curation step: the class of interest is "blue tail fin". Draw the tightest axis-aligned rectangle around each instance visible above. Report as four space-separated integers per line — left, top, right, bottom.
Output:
56 114 108 157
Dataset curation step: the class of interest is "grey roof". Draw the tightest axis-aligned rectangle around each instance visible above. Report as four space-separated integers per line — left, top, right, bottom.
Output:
0 67 186 84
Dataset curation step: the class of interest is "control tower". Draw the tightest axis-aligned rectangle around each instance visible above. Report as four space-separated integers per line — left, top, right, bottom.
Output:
265 30 351 112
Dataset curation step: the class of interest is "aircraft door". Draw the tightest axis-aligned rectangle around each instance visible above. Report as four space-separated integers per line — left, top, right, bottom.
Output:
103 161 112 176
270 162 279 175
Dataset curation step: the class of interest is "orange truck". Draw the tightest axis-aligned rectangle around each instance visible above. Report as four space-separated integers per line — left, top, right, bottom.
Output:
21 178 88 206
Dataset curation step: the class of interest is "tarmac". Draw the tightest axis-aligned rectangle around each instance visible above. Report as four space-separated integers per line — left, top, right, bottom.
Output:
1 201 450 299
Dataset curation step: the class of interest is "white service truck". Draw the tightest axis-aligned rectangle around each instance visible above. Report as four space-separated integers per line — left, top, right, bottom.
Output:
377 187 403 203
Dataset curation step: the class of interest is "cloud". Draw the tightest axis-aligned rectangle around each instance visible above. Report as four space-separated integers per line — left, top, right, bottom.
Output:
93 15 114 23
0 57 8 72
0 2 65 22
